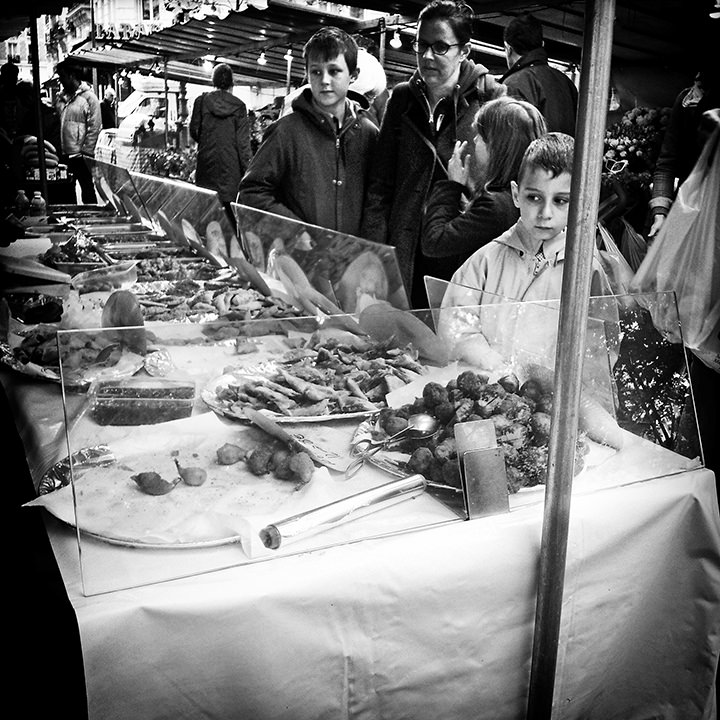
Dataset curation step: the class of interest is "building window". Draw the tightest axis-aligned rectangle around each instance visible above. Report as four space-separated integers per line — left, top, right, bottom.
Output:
7 41 19 62
141 0 160 20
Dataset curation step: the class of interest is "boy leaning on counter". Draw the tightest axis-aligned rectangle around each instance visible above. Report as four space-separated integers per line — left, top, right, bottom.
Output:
439 132 613 369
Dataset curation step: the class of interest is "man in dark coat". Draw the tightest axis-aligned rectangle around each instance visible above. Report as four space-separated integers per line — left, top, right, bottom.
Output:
500 13 578 137
190 63 251 207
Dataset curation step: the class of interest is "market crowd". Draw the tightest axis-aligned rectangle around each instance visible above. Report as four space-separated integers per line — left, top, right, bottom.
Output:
0 0 717 475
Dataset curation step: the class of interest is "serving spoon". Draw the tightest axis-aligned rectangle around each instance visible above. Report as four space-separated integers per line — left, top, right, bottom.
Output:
345 413 439 479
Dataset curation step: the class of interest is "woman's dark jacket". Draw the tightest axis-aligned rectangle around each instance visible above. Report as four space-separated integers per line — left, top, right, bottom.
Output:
422 180 519 271
360 59 495 307
190 89 252 203
237 89 378 237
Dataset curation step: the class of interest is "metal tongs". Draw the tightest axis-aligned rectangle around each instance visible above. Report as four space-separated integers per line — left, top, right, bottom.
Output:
64 227 117 265
345 413 439 479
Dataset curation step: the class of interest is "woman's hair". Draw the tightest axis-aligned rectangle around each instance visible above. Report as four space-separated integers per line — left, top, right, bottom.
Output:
474 96 547 191
213 63 234 90
418 0 474 46
303 26 359 74
518 132 575 185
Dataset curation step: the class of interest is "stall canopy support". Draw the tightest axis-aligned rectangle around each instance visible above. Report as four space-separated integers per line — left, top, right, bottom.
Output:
526 0 616 717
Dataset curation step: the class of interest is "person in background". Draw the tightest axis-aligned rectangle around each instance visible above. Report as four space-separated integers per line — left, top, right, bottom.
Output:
0 61 21 140
500 13 578 136
100 86 117 129
55 59 101 204
441 133 611 367
422 95 546 276
648 67 719 238
237 27 378 237
647 66 720 485
361 0 504 308
190 62 251 223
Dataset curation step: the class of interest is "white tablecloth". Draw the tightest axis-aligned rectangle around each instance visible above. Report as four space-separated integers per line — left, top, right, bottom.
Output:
4 350 720 719
41 464 720 720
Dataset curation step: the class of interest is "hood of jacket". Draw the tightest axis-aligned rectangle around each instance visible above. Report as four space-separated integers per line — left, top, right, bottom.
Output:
202 90 246 118
408 58 490 111
290 87 369 131
501 47 550 80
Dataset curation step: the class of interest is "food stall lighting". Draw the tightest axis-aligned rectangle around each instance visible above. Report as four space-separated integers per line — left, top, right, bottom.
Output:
284 47 292 61
257 51 267 65
390 30 402 49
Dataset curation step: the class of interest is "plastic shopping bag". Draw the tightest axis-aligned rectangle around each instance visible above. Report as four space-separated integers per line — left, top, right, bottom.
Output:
630 126 720 372
596 221 635 297
619 217 648 272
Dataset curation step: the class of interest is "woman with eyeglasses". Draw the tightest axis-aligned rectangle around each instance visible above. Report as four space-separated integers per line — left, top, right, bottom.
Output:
361 0 504 309
421 96 546 272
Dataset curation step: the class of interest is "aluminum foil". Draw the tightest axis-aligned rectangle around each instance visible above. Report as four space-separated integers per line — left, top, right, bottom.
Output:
144 348 175 376
38 445 115 495
259 474 427 550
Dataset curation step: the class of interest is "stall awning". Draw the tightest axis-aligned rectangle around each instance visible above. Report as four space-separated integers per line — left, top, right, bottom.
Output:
65 0 716 88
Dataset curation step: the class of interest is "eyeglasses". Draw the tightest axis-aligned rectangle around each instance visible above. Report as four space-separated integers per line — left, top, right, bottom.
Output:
604 158 629 175
412 40 462 55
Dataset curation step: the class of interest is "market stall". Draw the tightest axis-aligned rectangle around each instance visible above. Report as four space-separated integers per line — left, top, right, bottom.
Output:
1 161 719 717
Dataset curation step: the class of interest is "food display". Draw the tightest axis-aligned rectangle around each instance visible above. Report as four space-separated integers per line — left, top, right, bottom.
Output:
353 367 624 494
203 332 426 421
26 415 326 548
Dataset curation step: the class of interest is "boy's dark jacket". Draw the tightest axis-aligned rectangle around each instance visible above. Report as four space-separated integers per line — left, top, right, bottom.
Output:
360 59 498 304
237 88 378 237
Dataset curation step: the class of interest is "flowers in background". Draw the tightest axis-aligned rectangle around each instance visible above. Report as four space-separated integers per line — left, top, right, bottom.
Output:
603 106 671 195
142 147 198 181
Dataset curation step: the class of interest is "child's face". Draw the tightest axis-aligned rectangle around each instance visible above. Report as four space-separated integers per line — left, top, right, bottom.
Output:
511 167 572 244
307 52 357 117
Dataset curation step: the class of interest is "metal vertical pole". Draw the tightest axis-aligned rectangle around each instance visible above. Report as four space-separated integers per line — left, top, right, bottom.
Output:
526 1 616 718
163 57 169 148
378 18 386 68
29 15 48 204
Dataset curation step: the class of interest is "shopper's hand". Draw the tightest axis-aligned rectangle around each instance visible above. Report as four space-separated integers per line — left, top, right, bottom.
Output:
447 140 471 187
648 213 666 238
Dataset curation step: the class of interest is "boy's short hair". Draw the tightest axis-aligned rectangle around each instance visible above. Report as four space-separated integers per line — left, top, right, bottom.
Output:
303 27 359 74
517 132 574 185
418 1 474 46
212 63 234 90
504 13 544 55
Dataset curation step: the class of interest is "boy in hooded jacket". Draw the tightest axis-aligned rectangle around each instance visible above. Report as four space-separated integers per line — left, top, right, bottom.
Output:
237 27 378 238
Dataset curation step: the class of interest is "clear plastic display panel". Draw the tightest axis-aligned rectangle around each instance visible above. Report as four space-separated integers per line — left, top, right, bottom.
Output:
47 295 701 595
129 172 240 258
425 275 703 469
53 311 458 595
231 202 409 313
90 159 152 225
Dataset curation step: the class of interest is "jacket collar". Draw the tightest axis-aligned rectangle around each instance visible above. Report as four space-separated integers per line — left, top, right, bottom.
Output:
496 220 566 265
292 87 364 131
501 47 550 81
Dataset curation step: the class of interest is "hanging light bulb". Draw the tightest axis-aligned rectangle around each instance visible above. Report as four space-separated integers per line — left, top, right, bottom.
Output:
390 29 403 49
284 47 292 61
257 50 267 65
